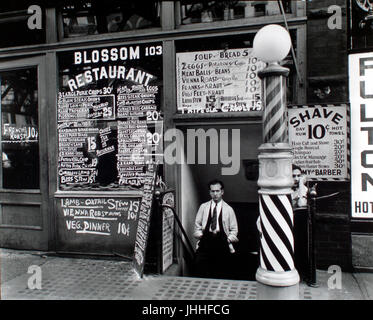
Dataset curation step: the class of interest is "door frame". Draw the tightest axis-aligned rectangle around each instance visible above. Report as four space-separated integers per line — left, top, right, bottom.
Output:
0 55 50 250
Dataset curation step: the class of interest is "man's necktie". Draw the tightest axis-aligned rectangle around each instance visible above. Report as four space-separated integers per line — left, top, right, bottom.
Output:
211 205 217 231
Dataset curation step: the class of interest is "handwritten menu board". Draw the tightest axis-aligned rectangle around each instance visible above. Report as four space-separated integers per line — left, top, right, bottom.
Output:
288 104 349 181
56 195 141 256
176 48 264 114
2 124 39 143
161 190 175 273
133 164 157 277
57 43 163 191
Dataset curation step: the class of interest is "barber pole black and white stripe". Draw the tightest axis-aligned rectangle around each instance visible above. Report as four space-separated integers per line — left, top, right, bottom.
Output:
262 76 288 143
258 193 294 272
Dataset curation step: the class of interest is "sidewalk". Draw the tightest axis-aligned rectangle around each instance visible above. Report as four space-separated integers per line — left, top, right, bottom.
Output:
1 248 372 300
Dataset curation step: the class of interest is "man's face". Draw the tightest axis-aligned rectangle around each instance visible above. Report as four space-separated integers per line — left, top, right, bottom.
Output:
293 169 301 187
210 183 224 203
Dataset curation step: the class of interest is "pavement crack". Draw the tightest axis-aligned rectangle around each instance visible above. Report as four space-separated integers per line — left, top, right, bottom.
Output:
351 273 369 300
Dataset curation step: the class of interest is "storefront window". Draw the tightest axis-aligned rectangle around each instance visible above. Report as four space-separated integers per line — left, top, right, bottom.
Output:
57 43 163 191
59 0 161 38
307 1 348 103
349 0 373 50
0 2 45 48
178 0 291 25
175 33 296 114
0 68 40 189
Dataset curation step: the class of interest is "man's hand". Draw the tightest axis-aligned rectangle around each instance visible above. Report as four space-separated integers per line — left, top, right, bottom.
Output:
194 231 203 240
228 242 235 254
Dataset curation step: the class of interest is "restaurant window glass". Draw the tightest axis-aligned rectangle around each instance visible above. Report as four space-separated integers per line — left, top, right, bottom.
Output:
57 43 163 191
0 68 40 189
349 0 373 50
178 0 292 25
175 33 296 115
58 0 161 39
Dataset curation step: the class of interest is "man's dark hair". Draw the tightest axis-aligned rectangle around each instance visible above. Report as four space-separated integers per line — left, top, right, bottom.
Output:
292 164 302 172
208 179 224 190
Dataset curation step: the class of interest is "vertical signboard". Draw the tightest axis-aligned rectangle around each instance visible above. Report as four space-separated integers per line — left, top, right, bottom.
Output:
349 52 373 218
288 104 349 181
161 190 175 273
133 163 157 277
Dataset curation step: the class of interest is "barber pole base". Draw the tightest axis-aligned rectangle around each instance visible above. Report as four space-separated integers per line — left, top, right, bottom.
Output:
256 280 299 300
256 266 299 287
256 143 299 287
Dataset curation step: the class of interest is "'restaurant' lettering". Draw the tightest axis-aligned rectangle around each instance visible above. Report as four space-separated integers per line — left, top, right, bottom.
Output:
68 66 153 91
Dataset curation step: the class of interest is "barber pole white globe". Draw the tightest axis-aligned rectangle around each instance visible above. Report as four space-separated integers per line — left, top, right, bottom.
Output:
253 25 299 286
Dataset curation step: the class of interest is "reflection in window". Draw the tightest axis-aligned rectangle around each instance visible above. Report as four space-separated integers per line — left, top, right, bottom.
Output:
0 68 40 189
349 0 373 50
179 0 292 25
0 2 45 48
59 0 161 38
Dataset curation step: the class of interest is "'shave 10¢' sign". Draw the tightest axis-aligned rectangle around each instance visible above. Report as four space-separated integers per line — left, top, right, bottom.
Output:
288 104 349 181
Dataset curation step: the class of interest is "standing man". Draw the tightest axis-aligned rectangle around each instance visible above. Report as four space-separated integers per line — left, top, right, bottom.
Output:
193 180 238 279
292 164 309 280
292 164 308 208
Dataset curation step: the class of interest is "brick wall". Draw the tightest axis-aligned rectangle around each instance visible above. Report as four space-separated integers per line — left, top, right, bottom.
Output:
312 181 352 271
306 1 352 271
315 215 352 271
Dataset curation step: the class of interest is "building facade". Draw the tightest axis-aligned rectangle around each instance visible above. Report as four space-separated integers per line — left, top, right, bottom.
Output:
0 0 371 277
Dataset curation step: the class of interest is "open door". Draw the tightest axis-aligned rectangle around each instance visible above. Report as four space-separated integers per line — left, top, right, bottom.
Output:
0 56 49 250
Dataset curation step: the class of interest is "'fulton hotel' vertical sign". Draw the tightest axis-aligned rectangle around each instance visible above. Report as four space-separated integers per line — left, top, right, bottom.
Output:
349 52 373 218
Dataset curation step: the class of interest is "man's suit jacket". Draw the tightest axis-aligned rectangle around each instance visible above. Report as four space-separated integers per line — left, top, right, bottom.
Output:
194 200 238 249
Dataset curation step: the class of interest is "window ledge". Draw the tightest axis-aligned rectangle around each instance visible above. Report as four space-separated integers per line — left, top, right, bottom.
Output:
0 189 40 194
54 190 142 197
176 14 305 32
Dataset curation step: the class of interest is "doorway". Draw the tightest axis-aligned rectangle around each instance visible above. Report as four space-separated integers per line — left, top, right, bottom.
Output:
179 122 262 280
0 57 49 250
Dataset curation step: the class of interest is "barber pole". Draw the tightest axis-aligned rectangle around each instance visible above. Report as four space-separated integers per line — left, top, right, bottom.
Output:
256 63 299 286
259 193 294 272
262 75 288 143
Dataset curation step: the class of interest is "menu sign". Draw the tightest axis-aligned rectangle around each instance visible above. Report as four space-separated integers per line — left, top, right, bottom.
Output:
176 48 264 113
2 123 39 143
288 104 349 181
58 95 115 121
133 163 157 277
56 196 141 256
57 43 163 191
161 191 175 273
